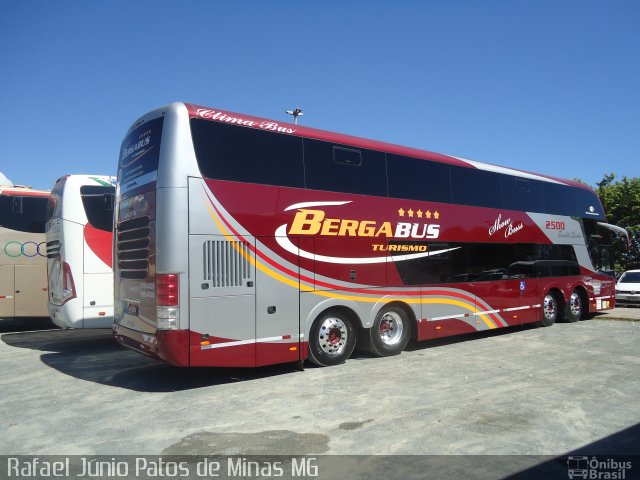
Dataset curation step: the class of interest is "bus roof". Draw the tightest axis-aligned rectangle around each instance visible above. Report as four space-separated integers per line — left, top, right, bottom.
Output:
0 186 49 197
185 102 591 192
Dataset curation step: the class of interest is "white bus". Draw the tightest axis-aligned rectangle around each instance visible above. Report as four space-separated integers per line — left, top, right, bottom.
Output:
46 175 116 328
0 185 49 318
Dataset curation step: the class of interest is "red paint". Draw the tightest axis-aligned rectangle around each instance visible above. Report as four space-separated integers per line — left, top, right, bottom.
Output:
84 223 113 268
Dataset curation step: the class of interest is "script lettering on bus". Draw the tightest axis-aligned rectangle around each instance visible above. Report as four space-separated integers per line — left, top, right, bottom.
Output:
488 213 523 239
196 109 296 134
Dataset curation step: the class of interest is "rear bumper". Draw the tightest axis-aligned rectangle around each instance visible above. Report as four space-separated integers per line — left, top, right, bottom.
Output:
112 322 190 366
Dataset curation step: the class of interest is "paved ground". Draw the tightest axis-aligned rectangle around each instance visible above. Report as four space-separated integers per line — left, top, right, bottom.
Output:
0 311 638 465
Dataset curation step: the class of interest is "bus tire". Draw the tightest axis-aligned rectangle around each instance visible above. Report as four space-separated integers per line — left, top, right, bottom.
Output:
565 290 583 323
540 291 559 327
307 309 357 367
370 305 411 357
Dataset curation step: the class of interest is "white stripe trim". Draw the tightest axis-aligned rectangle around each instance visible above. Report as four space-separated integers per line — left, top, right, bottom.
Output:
284 200 351 211
453 157 566 185
503 306 531 312
201 334 299 351
429 313 468 321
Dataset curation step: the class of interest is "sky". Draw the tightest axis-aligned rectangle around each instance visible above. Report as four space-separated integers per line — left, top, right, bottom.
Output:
1 1 638 192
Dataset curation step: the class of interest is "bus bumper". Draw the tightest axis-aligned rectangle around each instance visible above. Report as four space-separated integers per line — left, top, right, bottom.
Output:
112 322 190 366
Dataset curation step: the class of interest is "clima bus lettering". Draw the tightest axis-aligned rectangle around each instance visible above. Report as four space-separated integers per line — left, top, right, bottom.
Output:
288 209 440 239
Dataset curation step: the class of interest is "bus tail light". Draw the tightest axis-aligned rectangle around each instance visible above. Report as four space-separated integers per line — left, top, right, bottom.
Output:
157 274 179 330
61 261 76 305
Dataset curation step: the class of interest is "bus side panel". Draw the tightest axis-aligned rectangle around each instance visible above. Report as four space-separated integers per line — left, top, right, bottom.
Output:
255 236 301 367
188 234 257 367
15 264 48 317
83 272 114 328
0 265 15 317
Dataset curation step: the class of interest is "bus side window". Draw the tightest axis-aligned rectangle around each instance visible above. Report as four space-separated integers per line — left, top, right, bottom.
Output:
333 147 361 166
190 119 305 189
501 176 544 213
304 139 387 197
387 154 452 203
450 166 502 209
11 196 23 214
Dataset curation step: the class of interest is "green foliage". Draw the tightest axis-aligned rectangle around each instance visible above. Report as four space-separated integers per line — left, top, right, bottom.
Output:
595 173 640 269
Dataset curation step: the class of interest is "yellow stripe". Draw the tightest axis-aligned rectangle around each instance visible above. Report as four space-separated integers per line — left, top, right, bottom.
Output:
202 192 496 329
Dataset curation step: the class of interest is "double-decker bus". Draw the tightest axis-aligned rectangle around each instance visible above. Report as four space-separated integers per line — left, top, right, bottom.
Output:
0 184 49 318
113 102 626 367
46 175 116 328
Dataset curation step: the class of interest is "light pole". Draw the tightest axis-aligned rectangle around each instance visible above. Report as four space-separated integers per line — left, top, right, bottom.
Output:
285 108 304 125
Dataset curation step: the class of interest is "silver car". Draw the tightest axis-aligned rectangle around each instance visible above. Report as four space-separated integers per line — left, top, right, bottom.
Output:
615 270 640 306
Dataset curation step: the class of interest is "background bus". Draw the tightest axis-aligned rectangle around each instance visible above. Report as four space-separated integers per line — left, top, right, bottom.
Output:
0 184 49 318
113 102 625 368
46 175 116 328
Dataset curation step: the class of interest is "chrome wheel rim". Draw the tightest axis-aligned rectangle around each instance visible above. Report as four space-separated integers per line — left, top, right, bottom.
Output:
378 311 404 346
569 292 582 317
318 316 348 356
543 294 557 321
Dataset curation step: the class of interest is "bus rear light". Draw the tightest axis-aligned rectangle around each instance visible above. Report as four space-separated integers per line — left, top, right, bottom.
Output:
156 273 178 306
61 261 76 305
157 307 179 330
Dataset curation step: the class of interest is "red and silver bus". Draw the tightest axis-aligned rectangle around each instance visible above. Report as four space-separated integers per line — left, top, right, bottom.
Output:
46 175 115 328
0 185 49 318
113 103 626 367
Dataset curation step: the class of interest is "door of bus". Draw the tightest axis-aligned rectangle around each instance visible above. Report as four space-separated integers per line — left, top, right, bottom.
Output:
15 264 48 317
255 236 301 366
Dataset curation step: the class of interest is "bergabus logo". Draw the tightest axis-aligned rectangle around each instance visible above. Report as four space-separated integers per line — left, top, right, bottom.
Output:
275 201 456 265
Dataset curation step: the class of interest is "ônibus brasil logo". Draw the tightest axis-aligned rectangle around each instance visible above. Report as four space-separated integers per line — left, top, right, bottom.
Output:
275 201 459 265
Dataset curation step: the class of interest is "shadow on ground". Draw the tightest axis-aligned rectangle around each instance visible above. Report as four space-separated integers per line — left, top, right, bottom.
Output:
1 328 301 393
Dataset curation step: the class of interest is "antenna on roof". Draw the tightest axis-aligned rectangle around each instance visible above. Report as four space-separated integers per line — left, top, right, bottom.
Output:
285 108 304 125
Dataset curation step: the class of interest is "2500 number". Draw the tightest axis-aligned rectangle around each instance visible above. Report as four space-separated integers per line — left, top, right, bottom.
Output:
545 221 566 230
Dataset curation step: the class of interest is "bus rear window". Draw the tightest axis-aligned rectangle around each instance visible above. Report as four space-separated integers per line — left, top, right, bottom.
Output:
0 195 48 233
80 186 115 232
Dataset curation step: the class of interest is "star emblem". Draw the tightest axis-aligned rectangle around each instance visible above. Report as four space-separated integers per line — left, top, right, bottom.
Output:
434 211 440 220
398 208 405 217
407 208 414 218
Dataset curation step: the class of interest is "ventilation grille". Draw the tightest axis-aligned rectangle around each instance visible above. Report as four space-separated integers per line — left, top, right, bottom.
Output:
203 240 252 287
117 216 150 280
46 240 61 258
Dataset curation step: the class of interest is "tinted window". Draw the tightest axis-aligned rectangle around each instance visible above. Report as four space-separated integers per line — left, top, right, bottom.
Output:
543 183 603 219
304 139 387 196
191 119 304 188
451 166 502 209
393 242 579 285
501 176 544 212
0 195 48 233
81 186 115 232
387 154 451 203
334 146 362 166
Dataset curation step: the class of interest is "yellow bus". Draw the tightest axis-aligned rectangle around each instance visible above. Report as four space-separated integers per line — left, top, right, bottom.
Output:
0 185 50 318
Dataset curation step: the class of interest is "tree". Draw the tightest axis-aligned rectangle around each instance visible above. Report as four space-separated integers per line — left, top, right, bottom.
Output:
595 173 640 270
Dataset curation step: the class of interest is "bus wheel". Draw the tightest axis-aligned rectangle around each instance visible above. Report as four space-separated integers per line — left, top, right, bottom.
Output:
565 290 583 323
370 306 411 357
307 310 356 367
540 292 559 327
